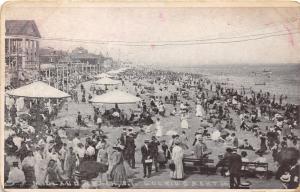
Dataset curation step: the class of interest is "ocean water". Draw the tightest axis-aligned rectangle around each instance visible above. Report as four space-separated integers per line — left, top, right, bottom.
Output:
161 64 300 105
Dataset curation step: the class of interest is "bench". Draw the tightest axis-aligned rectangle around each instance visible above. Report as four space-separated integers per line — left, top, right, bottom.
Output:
242 162 269 179
183 157 215 175
220 161 269 179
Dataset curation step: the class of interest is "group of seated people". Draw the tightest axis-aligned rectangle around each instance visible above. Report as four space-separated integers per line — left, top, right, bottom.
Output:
97 106 154 127
216 148 268 178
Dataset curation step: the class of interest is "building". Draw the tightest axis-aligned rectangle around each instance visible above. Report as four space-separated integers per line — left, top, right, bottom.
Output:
39 47 68 64
70 47 104 65
5 20 41 71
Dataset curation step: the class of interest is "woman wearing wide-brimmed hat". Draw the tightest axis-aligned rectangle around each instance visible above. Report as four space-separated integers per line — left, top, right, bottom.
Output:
110 144 129 188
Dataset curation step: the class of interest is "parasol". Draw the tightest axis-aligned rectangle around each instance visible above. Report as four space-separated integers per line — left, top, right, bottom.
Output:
166 130 178 136
94 73 114 79
211 130 221 140
7 81 70 98
89 90 141 104
200 121 210 128
92 77 121 90
93 77 120 85
107 70 121 75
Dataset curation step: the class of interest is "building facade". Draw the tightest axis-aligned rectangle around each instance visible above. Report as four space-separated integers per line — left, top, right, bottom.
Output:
5 20 41 71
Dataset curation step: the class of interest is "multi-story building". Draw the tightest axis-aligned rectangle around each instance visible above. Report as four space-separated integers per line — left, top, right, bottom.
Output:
5 20 41 71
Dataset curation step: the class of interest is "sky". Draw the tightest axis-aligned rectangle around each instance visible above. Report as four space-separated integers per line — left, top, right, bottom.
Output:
3 4 300 66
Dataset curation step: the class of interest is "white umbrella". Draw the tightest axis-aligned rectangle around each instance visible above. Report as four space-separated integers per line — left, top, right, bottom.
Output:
90 90 141 104
211 130 221 141
166 130 178 136
107 70 120 75
94 73 114 79
93 77 120 86
7 81 70 98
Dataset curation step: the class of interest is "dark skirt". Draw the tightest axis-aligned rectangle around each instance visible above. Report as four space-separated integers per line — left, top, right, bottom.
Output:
23 166 36 184
110 163 128 186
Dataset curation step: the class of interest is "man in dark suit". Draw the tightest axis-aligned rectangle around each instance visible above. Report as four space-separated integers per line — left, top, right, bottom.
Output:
149 136 160 172
228 147 242 189
141 139 152 178
119 128 128 146
120 128 129 159
77 112 82 126
127 131 136 168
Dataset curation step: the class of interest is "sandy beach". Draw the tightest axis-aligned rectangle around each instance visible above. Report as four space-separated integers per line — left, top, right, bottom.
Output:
43 67 298 188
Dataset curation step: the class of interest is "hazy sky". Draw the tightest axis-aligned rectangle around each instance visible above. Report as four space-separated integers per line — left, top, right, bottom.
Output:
3 4 300 66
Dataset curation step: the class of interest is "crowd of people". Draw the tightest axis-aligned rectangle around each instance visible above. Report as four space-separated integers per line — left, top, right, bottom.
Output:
4 67 299 189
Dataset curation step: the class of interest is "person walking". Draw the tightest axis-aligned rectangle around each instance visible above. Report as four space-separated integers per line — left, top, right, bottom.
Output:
149 136 160 172
155 118 163 138
110 145 129 188
64 146 77 180
96 141 109 184
97 114 103 130
180 113 189 129
228 147 242 189
141 139 152 178
10 104 17 125
77 112 82 126
196 101 204 117
126 133 136 169
21 151 36 187
170 141 184 180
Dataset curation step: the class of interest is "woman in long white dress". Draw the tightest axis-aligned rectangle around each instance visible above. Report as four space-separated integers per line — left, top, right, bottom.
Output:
155 118 163 137
196 101 205 117
34 147 47 186
171 142 184 180
180 113 189 129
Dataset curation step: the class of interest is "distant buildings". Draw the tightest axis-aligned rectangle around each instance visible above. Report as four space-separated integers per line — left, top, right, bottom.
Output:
5 20 41 71
70 47 104 65
5 19 121 88
39 47 68 64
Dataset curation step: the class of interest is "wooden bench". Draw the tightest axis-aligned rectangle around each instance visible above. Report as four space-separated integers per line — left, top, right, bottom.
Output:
183 157 215 175
220 161 269 179
242 162 269 179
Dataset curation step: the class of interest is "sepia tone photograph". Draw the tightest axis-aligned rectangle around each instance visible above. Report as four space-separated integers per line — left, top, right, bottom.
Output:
1 1 300 190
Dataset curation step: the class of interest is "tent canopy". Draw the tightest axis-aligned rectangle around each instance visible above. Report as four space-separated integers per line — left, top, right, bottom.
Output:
107 67 130 75
93 77 121 85
7 81 70 98
94 73 114 79
90 90 141 104
107 69 122 74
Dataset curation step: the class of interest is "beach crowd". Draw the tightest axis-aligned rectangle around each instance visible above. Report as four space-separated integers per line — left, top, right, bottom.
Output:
4 67 300 189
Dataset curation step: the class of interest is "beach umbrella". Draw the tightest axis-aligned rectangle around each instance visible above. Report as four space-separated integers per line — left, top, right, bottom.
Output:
220 129 229 136
7 81 70 98
166 130 178 136
93 77 121 90
200 121 210 128
93 77 120 85
89 90 141 104
211 130 221 140
94 73 114 79
107 70 121 75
